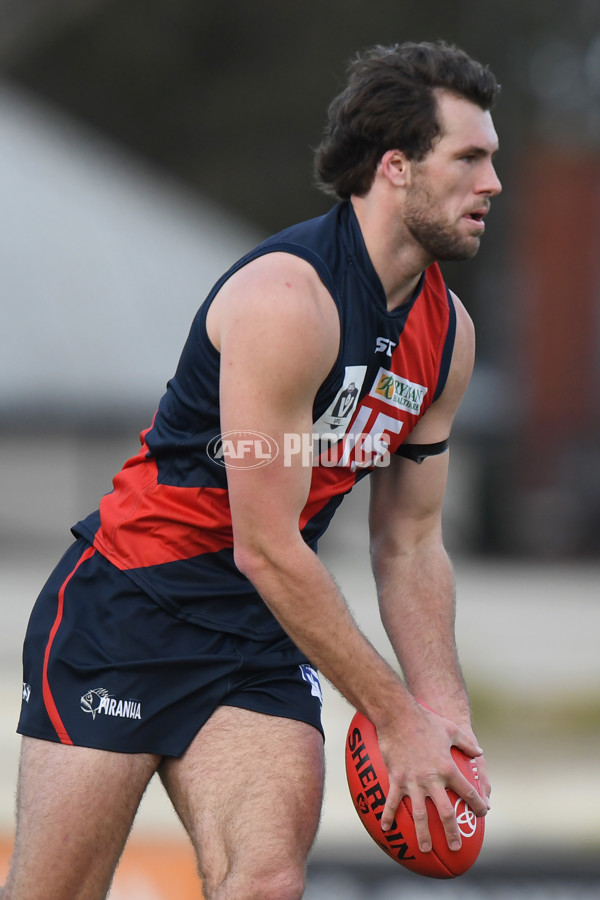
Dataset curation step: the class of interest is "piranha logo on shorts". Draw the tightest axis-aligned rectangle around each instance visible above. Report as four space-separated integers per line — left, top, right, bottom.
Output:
80 687 142 721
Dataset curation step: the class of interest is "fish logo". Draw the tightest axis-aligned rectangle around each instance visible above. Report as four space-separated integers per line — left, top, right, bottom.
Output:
80 687 110 720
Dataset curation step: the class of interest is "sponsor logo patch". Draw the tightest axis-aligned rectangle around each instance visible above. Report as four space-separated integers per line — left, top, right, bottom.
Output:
370 368 427 415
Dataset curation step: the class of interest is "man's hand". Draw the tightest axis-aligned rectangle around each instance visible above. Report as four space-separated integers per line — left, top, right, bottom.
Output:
473 750 491 807
375 704 488 853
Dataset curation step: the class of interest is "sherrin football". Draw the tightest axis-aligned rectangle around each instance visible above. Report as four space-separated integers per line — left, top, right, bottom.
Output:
345 711 485 879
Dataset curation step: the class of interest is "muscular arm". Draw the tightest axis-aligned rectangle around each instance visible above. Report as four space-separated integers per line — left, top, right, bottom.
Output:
370 293 475 725
208 269 486 851
369 293 490 830
370 452 468 721
208 252 408 714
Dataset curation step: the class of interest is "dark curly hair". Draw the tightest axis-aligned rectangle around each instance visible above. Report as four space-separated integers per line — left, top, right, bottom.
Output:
314 41 500 200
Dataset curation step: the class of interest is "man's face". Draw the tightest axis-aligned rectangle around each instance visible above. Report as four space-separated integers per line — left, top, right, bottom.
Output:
404 91 501 262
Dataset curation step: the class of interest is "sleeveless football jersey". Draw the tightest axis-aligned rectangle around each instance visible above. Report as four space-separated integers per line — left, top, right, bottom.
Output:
73 201 456 638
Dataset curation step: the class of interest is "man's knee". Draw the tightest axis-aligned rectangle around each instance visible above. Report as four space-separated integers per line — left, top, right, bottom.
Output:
204 861 306 900
249 866 306 900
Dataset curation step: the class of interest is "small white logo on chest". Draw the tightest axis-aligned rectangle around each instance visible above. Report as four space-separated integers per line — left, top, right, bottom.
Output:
375 337 396 356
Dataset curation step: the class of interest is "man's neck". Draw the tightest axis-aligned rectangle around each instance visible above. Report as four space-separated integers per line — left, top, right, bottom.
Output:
350 195 432 312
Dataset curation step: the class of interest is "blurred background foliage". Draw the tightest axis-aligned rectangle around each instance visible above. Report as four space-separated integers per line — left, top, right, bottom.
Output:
1 0 599 559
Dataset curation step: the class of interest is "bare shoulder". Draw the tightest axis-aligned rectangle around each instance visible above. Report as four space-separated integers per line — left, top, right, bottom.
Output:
206 251 339 359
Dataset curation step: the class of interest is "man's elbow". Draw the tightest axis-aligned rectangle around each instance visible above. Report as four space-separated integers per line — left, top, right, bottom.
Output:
370 522 445 567
233 529 305 588
233 541 269 582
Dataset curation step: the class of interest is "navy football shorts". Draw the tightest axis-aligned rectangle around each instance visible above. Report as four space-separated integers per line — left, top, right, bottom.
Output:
18 538 324 756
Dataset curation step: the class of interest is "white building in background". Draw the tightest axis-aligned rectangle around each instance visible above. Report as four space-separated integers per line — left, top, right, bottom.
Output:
0 81 262 549
0 81 262 421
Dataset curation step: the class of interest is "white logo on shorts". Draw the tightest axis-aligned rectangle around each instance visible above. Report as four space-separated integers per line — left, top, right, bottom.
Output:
299 665 323 706
22 683 31 703
80 687 142 721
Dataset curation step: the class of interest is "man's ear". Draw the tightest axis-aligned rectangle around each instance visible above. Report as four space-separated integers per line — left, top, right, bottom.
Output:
378 149 411 186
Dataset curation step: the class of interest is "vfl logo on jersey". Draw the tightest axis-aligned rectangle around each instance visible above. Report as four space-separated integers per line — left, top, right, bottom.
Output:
313 365 367 439
80 688 142 721
299 664 323 707
330 382 359 422
370 368 427 415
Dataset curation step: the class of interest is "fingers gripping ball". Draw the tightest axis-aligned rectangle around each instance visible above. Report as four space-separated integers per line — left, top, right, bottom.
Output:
345 711 485 879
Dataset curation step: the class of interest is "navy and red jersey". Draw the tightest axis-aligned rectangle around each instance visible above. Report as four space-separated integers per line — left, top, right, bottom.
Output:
73 201 456 639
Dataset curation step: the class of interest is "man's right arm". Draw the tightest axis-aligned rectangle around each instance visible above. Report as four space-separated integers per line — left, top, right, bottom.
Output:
206 253 484 846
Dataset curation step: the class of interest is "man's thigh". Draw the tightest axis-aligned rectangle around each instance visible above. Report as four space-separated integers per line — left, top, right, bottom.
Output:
159 706 325 897
3 736 160 900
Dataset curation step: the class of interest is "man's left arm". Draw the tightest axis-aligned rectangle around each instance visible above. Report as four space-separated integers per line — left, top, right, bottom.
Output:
368 293 491 802
369 451 472 728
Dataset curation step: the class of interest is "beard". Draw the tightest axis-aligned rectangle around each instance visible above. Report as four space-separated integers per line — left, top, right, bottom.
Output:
404 181 481 262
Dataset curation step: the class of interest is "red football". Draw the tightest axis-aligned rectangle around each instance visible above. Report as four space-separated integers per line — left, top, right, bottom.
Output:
345 711 485 879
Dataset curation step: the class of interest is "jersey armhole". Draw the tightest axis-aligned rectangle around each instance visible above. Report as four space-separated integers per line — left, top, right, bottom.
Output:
432 289 457 401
